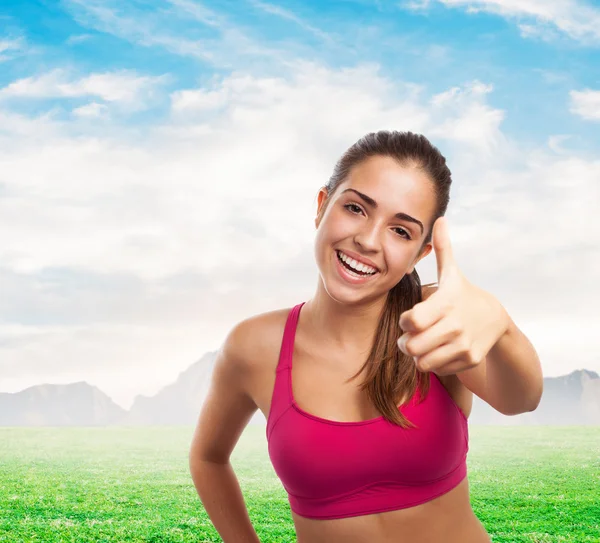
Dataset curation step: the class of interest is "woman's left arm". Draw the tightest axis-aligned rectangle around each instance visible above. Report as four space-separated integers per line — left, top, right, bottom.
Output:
398 217 544 416
457 302 544 416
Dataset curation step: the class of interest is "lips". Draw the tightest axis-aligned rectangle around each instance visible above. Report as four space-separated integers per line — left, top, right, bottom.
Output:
334 250 380 285
336 249 380 273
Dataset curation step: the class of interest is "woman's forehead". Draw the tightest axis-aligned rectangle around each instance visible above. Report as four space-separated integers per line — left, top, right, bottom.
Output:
348 155 429 185
340 166 434 207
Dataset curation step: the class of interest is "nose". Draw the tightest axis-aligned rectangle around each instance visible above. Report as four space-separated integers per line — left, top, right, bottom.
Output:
354 224 382 254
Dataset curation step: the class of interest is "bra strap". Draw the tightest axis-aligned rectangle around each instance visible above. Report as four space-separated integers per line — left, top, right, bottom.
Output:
277 302 305 372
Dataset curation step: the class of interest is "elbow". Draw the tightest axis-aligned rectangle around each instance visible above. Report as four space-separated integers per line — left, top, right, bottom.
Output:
527 380 544 413
189 449 198 478
526 395 542 413
188 448 196 472
504 376 544 416
500 397 542 417
189 441 205 475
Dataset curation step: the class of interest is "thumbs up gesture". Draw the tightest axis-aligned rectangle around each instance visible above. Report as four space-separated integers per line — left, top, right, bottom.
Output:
397 217 509 376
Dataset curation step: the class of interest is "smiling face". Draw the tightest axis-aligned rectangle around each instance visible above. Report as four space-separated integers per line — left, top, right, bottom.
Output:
314 154 437 302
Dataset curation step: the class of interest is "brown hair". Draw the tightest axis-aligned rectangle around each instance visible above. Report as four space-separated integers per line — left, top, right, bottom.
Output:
316 130 452 428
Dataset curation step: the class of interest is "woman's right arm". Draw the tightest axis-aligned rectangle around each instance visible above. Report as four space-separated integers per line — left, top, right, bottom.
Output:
189 319 262 543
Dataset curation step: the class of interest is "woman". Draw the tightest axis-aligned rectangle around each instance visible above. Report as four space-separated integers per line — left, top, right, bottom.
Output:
189 130 543 542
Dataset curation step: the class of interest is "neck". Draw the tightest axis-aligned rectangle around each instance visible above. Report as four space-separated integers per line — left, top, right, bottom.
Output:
302 278 388 352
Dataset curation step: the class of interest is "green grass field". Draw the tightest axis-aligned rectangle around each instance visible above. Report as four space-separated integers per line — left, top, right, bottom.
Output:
0 425 598 542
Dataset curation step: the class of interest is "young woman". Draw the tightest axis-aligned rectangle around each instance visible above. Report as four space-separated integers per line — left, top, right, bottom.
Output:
189 130 543 542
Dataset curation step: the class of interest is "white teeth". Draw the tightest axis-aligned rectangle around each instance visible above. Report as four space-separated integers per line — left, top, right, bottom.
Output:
337 251 377 275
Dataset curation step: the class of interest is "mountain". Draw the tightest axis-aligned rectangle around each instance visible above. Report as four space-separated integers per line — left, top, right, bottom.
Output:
0 381 126 426
122 351 219 426
468 369 600 425
1 361 598 426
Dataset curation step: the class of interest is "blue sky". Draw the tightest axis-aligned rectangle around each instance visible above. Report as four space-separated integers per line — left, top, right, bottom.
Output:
2 1 600 144
0 0 599 408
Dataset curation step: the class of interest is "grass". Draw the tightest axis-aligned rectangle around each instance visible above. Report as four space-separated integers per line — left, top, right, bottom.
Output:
0 425 599 542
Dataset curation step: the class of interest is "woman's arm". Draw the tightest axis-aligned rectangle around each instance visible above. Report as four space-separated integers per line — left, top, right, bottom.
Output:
190 459 261 543
189 320 262 543
415 283 543 416
452 299 543 416
401 217 544 415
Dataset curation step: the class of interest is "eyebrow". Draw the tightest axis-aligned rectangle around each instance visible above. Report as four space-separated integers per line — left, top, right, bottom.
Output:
340 188 424 235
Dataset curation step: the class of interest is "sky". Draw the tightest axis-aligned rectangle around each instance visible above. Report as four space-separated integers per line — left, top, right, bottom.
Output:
0 0 599 410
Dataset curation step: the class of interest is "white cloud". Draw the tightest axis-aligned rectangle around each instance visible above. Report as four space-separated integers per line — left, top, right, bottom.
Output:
0 69 168 109
428 81 505 154
430 80 494 106
248 0 336 44
533 68 570 85
63 0 289 69
0 60 597 407
165 0 223 28
72 101 109 118
547 134 572 153
65 34 93 45
569 88 600 120
170 88 227 113
0 37 24 62
428 0 600 44
518 22 561 42
403 0 433 10
0 108 61 139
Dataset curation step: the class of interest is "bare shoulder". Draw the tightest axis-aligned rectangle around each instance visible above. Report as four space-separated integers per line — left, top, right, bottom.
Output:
188 306 292 464
227 306 293 375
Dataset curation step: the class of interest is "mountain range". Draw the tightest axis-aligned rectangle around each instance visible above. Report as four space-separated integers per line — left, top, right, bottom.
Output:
1 351 598 426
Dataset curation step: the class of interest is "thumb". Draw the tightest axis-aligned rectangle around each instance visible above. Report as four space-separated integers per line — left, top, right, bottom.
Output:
433 216 457 286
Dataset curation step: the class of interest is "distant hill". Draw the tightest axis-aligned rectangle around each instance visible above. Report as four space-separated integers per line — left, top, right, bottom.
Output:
1 357 598 426
0 381 126 426
469 368 600 426
122 351 219 426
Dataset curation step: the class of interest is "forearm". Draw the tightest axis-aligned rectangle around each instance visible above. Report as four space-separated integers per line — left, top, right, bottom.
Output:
190 458 261 543
485 313 544 415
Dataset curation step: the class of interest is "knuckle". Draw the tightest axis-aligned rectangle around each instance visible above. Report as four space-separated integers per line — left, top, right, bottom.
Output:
412 316 425 331
404 340 416 356
457 335 470 354
468 347 481 364
450 318 462 335
442 298 454 314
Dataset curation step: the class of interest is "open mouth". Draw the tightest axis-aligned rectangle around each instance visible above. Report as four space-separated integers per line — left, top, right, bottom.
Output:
336 250 379 278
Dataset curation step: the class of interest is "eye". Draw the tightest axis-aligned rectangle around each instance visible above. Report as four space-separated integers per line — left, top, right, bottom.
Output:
343 203 411 240
344 203 363 215
393 226 411 240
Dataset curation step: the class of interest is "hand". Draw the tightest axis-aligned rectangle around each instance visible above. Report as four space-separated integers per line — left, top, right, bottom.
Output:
397 216 509 377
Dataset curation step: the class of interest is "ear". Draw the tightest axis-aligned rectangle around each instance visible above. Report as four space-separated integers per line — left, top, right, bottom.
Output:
314 187 329 229
406 242 433 274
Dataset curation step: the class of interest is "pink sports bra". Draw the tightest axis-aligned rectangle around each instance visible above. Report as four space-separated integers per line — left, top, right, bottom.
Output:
266 302 469 520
